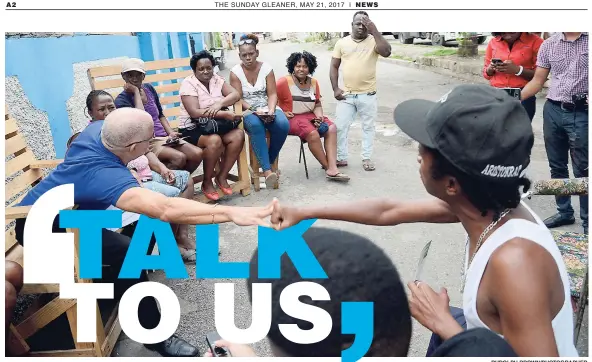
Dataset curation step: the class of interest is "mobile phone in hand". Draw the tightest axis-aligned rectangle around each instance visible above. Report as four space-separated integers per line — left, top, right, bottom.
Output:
491 58 503 65
206 331 230 357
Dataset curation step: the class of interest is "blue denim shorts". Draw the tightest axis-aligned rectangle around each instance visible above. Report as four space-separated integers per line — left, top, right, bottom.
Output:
143 170 190 197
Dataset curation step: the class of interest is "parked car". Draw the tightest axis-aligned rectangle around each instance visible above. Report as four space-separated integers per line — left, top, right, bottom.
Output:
393 32 488 46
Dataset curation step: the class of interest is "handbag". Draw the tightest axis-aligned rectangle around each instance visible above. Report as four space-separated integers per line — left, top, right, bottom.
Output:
191 107 242 135
192 117 241 135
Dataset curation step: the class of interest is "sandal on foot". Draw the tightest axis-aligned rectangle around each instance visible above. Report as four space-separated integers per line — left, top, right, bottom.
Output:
326 172 350 182
265 172 278 189
214 178 233 195
336 160 348 167
201 184 220 201
362 159 375 171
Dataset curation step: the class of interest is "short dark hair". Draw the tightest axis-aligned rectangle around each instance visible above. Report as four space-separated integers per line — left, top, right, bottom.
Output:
427 146 531 220
190 50 216 71
84 90 112 117
353 10 368 20
247 227 412 357
286 51 318 75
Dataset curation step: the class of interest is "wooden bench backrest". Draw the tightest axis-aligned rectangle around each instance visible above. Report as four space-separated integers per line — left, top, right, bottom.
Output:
5 105 43 209
87 57 193 129
5 105 43 266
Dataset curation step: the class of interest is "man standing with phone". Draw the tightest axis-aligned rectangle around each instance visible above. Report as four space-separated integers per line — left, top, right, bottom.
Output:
330 11 391 172
522 32 588 234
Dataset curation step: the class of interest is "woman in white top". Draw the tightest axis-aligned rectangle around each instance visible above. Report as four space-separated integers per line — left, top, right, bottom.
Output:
230 34 289 189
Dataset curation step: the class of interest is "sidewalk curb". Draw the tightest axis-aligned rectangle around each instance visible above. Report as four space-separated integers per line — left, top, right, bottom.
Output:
380 56 549 95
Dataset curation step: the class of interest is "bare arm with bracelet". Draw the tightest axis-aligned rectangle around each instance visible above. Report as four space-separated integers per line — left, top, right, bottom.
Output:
117 187 275 227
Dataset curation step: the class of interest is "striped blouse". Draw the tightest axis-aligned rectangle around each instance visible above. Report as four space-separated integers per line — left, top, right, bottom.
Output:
276 75 322 115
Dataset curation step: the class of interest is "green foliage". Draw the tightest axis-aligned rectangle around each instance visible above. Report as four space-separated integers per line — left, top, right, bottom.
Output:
424 49 457 57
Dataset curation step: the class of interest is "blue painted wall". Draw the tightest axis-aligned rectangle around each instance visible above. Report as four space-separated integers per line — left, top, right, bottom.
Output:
5 35 141 157
189 32 205 53
6 33 205 158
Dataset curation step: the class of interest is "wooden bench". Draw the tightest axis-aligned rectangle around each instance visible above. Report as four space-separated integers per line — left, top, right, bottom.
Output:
523 177 589 344
86 57 251 202
5 105 121 357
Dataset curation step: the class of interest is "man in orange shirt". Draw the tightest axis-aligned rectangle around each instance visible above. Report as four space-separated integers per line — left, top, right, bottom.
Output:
483 32 544 121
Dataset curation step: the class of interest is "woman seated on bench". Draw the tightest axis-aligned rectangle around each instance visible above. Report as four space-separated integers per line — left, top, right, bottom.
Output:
178 51 245 201
230 34 290 189
114 58 203 175
277 51 349 182
85 91 196 261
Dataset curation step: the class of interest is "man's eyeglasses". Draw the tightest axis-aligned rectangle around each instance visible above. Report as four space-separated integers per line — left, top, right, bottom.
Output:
238 39 255 46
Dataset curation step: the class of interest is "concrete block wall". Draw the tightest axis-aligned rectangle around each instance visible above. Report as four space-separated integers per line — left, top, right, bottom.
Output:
5 77 56 163
5 32 204 159
5 34 142 158
67 57 130 134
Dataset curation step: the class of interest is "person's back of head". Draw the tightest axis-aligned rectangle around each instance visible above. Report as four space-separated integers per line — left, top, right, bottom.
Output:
247 227 412 357
394 84 534 220
101 108 154 153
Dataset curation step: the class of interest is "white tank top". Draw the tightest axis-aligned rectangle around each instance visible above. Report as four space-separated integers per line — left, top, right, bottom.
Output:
462 201 578 357
231 62 280 110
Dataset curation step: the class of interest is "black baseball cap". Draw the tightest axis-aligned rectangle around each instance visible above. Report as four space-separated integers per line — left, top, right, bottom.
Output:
394 84 534 182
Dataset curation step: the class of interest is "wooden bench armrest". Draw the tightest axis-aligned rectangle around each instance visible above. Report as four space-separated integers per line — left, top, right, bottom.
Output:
233 100 244 116
5 206 32 220
29 159 63 169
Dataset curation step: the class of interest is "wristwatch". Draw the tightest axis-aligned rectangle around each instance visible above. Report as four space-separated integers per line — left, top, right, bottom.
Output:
515 65 524 76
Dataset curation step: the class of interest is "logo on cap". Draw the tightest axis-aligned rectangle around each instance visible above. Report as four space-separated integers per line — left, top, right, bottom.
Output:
481 164 523 178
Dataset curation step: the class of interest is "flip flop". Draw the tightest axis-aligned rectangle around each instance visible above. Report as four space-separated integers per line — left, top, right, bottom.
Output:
201 184 220 201
214 178 233 195
326 172 350 182
362 159 376 171
265 172 278 189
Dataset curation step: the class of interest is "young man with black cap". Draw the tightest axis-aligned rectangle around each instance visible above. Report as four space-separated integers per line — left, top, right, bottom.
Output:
270 84 578 357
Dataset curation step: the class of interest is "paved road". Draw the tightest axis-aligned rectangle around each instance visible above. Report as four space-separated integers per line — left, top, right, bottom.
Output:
114 40 587 357
385 36 491 60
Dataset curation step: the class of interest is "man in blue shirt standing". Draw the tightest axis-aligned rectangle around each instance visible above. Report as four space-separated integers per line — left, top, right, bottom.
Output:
15 108 274 356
